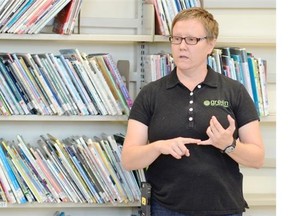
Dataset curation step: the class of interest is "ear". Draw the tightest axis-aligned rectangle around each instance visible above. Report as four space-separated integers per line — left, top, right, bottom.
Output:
207 38 217 54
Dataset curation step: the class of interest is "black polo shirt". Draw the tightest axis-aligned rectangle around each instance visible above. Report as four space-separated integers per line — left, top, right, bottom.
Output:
129 66 259 215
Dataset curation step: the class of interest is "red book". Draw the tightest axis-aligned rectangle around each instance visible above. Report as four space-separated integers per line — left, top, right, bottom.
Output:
52 0 75 35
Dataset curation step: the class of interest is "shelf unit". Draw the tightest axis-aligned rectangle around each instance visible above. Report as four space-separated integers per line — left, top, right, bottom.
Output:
0 0 276 216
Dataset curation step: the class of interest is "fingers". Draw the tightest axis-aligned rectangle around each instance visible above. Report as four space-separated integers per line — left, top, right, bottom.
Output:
169 137 200 159
171 144 189 159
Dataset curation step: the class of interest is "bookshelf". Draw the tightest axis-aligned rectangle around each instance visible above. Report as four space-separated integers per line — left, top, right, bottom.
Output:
0 0 276 216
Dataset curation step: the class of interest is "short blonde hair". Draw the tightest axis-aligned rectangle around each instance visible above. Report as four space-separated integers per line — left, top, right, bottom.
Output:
171 7 219 41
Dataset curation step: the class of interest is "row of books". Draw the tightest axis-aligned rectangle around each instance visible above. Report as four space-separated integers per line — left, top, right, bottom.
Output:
208 47 269 117
0 133 145 204
0 0 80 34
146 0 202 35
0 49 133 116
142 47 269 117
142 53 174 85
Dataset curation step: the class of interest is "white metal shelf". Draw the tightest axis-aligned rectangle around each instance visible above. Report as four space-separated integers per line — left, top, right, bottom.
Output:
0 33 153 42
0 34 276 47
1 202 140 209
1 192 275 208
0 115 128 122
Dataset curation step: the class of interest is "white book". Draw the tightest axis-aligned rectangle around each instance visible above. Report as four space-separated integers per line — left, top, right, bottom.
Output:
88 57 122 115
257 58 269 116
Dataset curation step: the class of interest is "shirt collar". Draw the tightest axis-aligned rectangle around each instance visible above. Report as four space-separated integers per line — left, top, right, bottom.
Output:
166 65 219 89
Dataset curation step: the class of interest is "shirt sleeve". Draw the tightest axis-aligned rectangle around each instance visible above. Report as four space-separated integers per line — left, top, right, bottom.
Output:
233 84 260 128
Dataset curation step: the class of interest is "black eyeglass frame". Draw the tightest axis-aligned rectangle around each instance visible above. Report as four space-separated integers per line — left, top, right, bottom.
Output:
169 36 208 45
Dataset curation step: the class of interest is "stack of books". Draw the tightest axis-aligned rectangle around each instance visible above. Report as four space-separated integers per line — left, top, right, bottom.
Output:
0 133 144 204
208 47 269 117
146 0 202 35
0 49 133 116
0 0 82 34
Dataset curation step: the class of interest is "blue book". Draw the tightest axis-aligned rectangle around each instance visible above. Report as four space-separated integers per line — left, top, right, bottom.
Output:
247 56 260 115
0 143 27 204
230 54 245 85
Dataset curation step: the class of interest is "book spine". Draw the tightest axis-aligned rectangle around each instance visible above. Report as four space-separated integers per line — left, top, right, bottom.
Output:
0 144 27 203
103 54 133 109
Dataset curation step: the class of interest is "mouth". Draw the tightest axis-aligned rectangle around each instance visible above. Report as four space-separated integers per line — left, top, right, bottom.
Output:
179 55 189 59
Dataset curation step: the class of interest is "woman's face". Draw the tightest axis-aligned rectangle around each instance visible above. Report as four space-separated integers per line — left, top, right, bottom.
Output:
171 19 215 72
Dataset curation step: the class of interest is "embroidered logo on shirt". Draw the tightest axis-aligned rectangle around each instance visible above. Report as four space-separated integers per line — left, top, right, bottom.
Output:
203 100 229 108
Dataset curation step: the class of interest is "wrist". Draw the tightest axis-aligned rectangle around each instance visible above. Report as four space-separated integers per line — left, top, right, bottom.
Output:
222 139 237 154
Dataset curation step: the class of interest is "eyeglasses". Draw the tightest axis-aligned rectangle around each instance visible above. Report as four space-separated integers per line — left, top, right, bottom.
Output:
169 36 207 45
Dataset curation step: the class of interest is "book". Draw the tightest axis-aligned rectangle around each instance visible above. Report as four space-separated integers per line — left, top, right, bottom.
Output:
0 141 17 203
0 53 38 114
32 54 69 115
18 53 60 115
88 57 123 115
45 52 83 115
75 136 111 203
1 139 44 203
0 0 27 33
0 63 22 115
0 57 30 115
48 134 94 203
52 0 76 34
93 136 127 203
53 55 89 115
88 54 130 115
0 90 11 115
16 0 56 34
145 0 165 35
257 58 269 116
9 53 46 114
38 54 76 114
65 0 82 34
65 143 100 203
28 0 72 34
59 48 108 115
247 54 261 115
102 53 133 109
37 136 81 203
17 55 53 115
1 0 36 33
86 138 119 203
6 153 35 203
16 135 55 203
229 47 254 99
103 133 141 202
57 54 97 115
0 142 27 203
66 137 105 203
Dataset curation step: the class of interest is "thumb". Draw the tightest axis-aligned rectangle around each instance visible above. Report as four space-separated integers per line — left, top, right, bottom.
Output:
227 115 236 131
198 139 211 145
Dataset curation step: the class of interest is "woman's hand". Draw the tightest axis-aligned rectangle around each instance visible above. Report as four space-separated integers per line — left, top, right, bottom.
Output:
199 115 235 150
157 137 201 159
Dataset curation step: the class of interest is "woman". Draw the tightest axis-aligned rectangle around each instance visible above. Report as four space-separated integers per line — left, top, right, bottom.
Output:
121 7 264 216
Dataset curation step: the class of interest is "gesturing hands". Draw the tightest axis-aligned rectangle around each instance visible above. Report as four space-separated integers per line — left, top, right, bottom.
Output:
158 115 235 159
159 137 201 159
199 115 236 150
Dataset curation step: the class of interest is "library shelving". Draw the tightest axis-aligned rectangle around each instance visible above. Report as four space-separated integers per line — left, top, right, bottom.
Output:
0 1 276 216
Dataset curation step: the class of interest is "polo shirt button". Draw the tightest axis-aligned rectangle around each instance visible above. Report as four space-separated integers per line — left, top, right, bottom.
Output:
189 117 193 121
197 85 201 88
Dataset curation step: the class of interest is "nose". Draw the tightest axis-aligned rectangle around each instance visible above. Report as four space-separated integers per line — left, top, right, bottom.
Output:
179 38 188 48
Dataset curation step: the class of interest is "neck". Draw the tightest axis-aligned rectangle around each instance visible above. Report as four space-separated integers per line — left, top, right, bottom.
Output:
176 65 208 91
